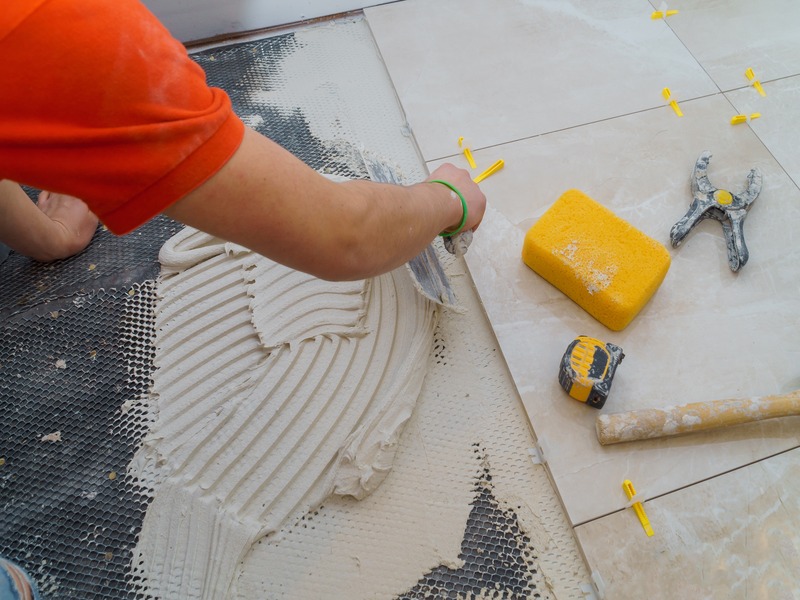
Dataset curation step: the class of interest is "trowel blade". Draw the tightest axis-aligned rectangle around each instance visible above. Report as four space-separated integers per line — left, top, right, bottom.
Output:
361 155 457 307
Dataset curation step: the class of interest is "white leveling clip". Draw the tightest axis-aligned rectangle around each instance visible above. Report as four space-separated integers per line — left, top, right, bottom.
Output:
623 479 654 537
457 136 477 168
651 2 678 19
745 67 767 97
662 87 683 117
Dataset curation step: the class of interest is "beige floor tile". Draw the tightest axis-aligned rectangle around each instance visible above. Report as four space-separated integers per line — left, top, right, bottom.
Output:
726 75 800 186
657 0 800 92
575 447 800 599
429 92 800 525
366 0 717 161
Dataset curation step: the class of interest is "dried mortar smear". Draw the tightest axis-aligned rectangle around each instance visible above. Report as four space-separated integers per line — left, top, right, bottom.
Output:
553 240 619 295
127 226 439 599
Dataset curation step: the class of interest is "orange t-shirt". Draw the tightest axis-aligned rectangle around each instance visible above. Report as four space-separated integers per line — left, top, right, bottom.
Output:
0 0 245 234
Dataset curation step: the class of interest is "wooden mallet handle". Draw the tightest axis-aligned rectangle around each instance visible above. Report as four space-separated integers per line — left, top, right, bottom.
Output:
596 389 800 445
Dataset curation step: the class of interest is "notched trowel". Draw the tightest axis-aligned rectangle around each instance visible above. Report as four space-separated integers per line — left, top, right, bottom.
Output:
361 154 459 308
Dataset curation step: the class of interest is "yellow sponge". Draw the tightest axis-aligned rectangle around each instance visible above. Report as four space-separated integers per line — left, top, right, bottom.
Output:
522 190 670 331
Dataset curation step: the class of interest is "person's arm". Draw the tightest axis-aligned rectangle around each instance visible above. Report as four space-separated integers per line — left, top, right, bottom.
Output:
164 127 486 281
0 180 98 262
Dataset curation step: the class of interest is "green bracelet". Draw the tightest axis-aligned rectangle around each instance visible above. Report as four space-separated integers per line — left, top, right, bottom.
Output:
429 179 468 237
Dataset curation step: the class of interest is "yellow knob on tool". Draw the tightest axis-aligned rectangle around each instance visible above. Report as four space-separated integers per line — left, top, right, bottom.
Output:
714 190 733 205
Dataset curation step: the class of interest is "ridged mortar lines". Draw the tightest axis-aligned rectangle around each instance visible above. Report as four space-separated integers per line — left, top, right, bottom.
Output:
129 226 439 598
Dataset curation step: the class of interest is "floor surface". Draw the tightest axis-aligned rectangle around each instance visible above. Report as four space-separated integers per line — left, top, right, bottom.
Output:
0 18 592 599
188 19 592 599
365 0 800 597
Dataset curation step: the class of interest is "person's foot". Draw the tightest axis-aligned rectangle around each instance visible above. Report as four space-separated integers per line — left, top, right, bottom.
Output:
0 557 41 600
36 191 99 260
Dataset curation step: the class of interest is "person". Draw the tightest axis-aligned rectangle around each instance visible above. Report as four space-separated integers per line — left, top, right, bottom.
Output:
0 556 41 599
0 182 98 262
0 0 485 279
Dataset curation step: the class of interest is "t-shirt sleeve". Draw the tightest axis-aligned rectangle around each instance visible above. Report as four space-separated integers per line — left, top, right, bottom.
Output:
0 0 245 234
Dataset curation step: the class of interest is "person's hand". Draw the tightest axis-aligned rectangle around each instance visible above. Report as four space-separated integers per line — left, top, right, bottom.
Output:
426 163 486 233
37 191 99 259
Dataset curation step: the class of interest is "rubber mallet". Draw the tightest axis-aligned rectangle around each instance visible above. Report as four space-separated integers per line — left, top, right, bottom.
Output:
596 389 800 445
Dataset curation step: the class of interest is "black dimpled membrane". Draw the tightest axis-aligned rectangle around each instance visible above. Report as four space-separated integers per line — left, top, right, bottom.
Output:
1 32 543 599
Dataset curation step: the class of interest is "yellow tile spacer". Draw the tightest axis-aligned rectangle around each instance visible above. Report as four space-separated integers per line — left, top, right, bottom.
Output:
473 159 504 184
623 479 654 537
730 112 761 125
463 146 477 169
651 2 678 18
651 9 679 18
662 87 683 117
457 136 464 148
745 67 767 97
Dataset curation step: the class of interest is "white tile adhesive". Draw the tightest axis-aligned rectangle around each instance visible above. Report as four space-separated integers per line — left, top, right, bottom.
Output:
122 14 591 600
128 226 440 597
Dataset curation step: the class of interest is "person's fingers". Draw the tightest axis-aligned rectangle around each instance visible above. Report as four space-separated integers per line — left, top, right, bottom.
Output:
36 190 52 209
35 192 99 256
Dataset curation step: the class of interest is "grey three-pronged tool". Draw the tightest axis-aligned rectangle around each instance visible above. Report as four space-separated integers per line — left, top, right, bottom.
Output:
670 151 762 271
